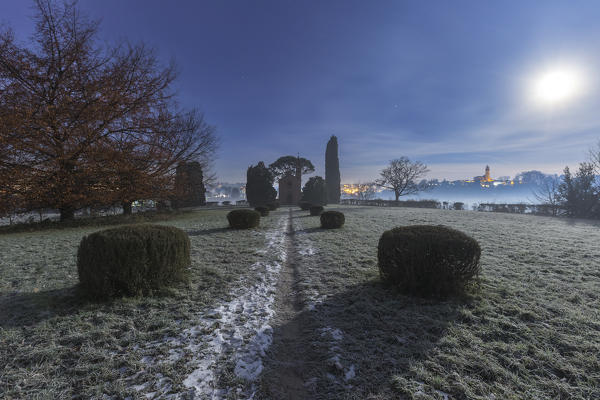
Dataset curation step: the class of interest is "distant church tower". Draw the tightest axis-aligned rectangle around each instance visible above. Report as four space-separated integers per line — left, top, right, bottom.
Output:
484 165 491 182
278 155 302 205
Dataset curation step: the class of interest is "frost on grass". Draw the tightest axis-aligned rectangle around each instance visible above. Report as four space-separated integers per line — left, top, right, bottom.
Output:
293 219 328 312
293 217 356 386
290 206 600 399
321 327 343 341
6 206 600 399
319 326 356 385
412 381 450 400
298 246 315 256
130 215 288 399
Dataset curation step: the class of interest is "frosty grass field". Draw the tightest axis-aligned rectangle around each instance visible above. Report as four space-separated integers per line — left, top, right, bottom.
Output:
1 206 599 399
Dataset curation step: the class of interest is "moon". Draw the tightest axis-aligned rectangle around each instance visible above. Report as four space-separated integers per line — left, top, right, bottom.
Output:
529 65 586 107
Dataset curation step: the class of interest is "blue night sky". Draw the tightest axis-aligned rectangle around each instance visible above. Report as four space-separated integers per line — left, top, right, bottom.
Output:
3 1 600 182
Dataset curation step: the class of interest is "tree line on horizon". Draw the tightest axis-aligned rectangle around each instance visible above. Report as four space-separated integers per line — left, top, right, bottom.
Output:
343 151 600 220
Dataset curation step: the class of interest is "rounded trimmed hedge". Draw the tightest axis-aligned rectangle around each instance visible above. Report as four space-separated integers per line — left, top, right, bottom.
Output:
255 206 270 216
377 225 481 297
77 225 190 299
299 201 312 211
266 201 280 211
309 205 324 216
227 209 260 229
320 210 344 229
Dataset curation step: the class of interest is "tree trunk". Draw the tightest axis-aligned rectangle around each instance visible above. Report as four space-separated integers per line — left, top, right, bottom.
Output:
59 206 75 221
122 201 133 215
58 159 77 222
394 190 400 201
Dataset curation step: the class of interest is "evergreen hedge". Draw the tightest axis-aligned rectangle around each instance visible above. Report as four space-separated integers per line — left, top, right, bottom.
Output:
77 224 190 299
227 209 260 229
377 225 481 297
320 210 345 228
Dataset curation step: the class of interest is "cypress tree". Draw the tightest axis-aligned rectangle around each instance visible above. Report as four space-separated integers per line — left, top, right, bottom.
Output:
325 135 341 204
246 162 277 207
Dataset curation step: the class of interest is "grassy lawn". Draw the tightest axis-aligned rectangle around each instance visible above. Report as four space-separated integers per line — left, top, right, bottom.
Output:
265 206 600 399
1 205 599 399
0 209 287 398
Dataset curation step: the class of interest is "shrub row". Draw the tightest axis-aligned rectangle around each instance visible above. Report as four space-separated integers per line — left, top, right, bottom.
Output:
340 199 441 208
77 208 481 301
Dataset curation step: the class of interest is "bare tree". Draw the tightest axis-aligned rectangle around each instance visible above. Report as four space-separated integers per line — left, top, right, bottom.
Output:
533 176 561 216
0 0 217 220
589 141 600 172
355 182 376 200
376 157 429 201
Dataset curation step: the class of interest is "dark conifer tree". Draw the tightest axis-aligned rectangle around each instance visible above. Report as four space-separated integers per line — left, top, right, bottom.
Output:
325 136 341 203
173 162 206 208
558 163 599 218
246 162 277 207
302 176 328 206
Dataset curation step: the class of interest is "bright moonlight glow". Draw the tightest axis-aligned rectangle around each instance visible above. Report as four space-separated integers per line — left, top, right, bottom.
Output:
530 65 585 107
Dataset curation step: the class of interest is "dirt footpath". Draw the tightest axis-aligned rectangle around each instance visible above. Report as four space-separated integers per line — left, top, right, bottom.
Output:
259 210 317 399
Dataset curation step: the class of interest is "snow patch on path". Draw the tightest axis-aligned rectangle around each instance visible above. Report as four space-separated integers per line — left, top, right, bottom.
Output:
129 215 288 399
320 327 356 384
292 220 327 312
183 215 288 397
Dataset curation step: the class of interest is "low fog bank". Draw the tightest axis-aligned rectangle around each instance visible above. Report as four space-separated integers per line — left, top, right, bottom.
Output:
376 185 539 206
